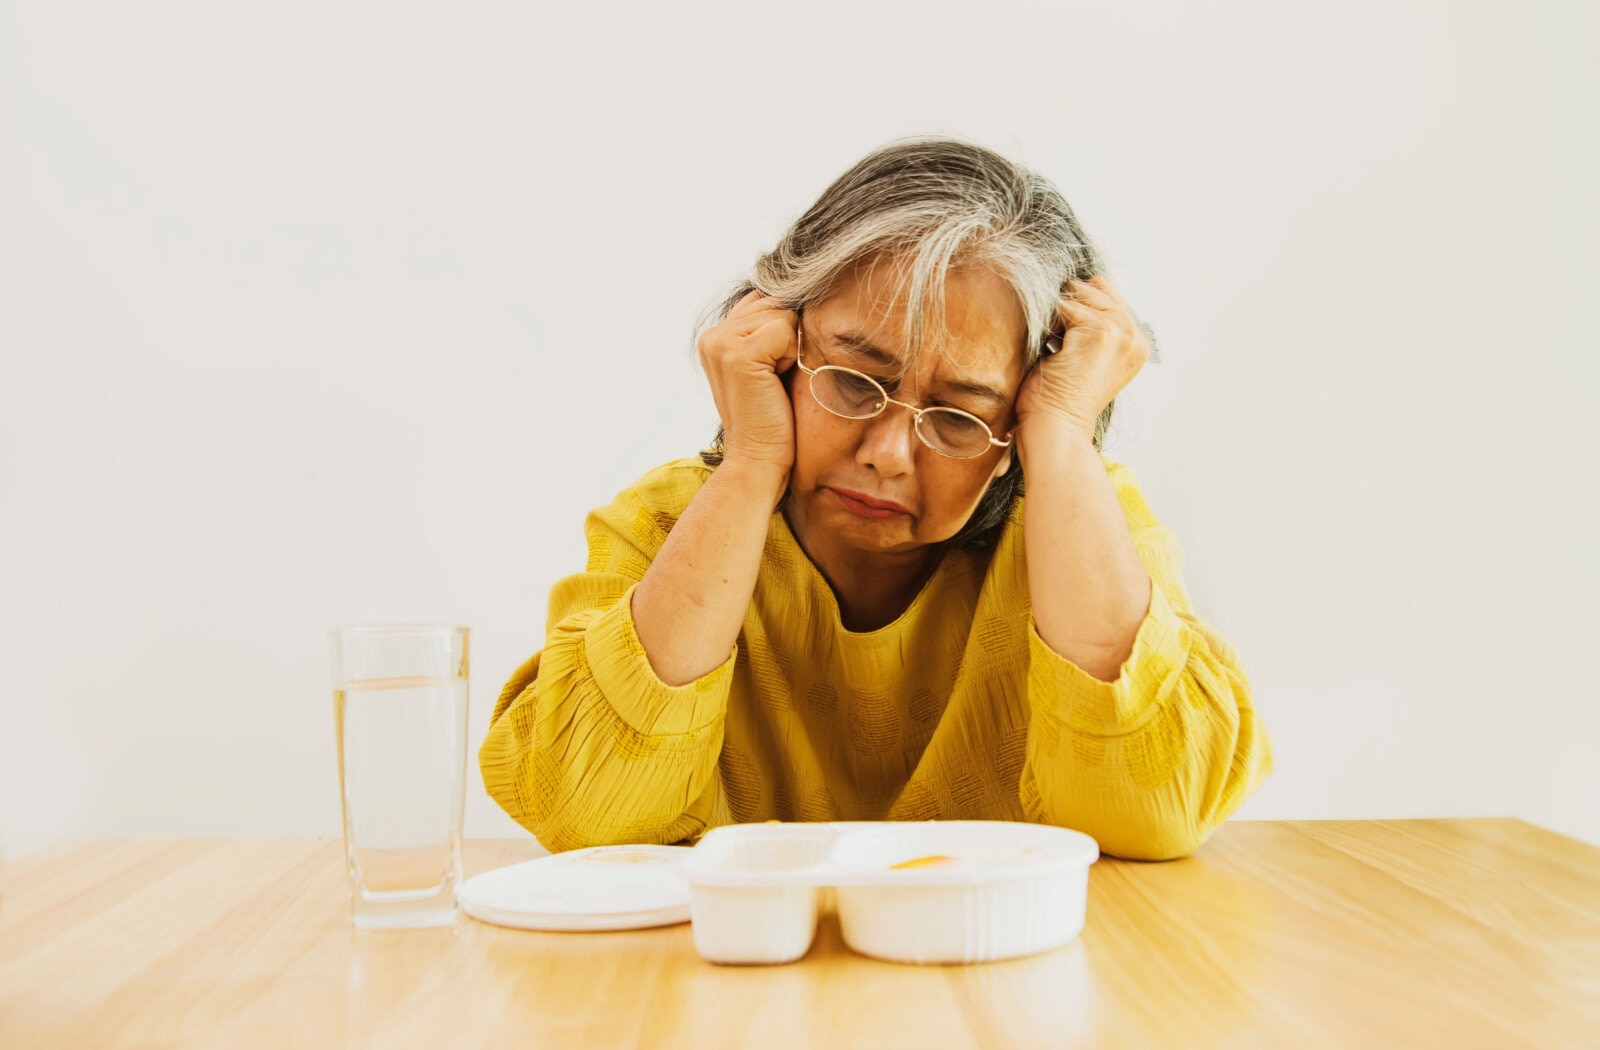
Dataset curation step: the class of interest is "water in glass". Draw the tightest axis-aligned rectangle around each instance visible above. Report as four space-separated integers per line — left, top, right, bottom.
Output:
334 672 468 928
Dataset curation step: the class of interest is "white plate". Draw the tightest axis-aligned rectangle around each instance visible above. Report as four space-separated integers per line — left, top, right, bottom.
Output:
460 844 694 931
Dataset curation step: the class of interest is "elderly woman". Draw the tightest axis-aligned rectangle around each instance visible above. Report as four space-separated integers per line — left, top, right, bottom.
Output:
481 138 1271 861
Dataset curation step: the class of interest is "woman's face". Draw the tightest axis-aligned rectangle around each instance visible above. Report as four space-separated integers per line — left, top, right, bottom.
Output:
787 260 1028 556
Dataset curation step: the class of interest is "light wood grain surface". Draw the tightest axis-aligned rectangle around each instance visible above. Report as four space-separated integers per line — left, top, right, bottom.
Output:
2 820 1597 1049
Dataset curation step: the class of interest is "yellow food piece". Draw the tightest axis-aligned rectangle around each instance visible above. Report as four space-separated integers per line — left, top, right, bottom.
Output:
890 854 958 870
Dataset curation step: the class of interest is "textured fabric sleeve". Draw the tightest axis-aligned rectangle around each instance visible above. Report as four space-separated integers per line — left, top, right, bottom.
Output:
1022 461 1273 861
478 463 737 852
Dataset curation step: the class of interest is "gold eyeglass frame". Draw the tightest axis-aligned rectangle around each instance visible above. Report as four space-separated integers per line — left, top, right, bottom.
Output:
793 320 1014 460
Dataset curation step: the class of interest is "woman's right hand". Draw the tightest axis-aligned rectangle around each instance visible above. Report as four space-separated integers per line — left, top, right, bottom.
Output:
696 290 800 480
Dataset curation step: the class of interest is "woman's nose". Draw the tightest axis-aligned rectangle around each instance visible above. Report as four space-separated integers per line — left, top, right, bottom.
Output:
855 402 918 476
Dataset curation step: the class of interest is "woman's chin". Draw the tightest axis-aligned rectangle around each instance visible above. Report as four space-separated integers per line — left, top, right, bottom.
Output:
822 507 927 552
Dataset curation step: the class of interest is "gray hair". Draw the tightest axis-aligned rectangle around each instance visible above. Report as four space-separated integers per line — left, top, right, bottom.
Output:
699 136 1138 551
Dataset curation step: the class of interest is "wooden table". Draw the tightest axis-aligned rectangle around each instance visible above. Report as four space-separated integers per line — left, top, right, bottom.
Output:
2 820 1597 1049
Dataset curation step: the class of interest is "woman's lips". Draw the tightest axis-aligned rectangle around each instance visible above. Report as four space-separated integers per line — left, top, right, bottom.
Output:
827 487 912 520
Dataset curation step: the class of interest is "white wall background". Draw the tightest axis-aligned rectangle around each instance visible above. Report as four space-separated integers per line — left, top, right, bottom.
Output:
3 0 1596 857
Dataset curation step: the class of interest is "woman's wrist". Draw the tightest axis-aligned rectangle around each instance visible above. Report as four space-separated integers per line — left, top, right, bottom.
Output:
710 454 791 511
1015 411 1099 471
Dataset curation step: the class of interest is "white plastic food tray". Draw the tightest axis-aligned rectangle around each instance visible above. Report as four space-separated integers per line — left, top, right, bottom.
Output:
679 820 1098 966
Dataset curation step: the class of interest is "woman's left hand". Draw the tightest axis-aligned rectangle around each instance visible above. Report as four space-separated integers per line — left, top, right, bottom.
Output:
1014 275 1152 444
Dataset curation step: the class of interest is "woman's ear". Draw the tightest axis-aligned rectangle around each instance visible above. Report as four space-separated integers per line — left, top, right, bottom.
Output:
991 446 1014 479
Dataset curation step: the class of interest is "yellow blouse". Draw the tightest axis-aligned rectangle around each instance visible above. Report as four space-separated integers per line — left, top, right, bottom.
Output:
480 457 1271 860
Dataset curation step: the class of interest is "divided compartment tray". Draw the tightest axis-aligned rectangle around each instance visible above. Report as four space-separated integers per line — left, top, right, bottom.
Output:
679 820 1098 966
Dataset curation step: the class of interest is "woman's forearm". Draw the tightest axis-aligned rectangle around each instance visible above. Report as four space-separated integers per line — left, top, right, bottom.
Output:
631 459 787 686
1019 422 1152 682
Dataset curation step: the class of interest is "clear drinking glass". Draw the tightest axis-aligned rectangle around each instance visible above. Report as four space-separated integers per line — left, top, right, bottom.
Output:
330 624 470 928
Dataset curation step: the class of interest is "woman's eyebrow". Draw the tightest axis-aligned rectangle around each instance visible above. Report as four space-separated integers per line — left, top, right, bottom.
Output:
832 332 1004 406
829 331 1011 406
829 332 902 368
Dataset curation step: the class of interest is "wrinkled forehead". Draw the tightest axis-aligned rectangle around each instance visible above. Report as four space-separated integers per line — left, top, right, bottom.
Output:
809 256 1030 385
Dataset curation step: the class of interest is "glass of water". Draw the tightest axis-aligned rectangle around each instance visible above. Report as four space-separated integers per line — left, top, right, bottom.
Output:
330 624 469 928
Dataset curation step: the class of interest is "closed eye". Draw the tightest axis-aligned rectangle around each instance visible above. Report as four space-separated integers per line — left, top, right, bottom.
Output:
929 398 1001 426
835 371 882 396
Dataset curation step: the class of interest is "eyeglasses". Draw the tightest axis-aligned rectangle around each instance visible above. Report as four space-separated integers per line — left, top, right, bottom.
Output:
795 324 1013 460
